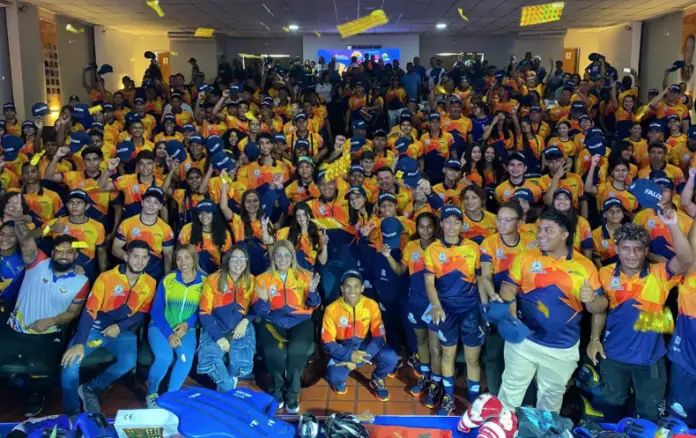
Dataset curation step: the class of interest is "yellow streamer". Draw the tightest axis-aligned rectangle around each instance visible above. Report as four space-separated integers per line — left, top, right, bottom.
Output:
65 24 84 34
146 0 165 17
314 31 321 38
88 105 103 115
244 111 258 121
337 10 389 38
72 242 89 249
457 8 469 21
30 150 45 166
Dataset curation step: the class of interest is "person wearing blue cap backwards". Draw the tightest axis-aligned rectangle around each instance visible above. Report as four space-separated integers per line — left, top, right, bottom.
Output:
591 219 694 423
420 113 455 185
637 142 685 187
498 209 606 413
647 84 691 133
322 269 397 401
421 205 483 415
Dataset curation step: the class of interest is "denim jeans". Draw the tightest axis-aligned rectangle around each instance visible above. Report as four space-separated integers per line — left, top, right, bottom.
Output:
197 322 255 392
147 324 197 396
325 342 398 388
61 329 138 416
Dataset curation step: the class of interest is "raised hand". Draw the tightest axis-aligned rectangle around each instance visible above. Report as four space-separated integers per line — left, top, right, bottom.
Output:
380 243 392 258
106 158 120 171
309 272 321 292
590 154 601 167
255 285 269 301
657 208 678 226
55 146 70 159
579 278 596 304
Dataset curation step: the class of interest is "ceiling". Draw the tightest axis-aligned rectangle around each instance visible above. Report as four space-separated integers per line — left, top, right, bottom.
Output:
23 0 696 37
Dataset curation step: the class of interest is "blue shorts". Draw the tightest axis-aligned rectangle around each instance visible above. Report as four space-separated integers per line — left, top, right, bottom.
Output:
428 308 486 348
406 300 430 330
669 361 696 426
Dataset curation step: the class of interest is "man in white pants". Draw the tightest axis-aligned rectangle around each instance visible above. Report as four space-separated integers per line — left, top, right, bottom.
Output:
498 210 608 412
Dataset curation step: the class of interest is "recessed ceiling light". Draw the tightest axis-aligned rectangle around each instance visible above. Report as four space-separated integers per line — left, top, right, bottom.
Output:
288 24 299 31
436 23 447 29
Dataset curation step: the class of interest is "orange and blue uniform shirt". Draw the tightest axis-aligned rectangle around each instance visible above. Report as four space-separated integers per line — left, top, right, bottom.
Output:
286 132 324 157
154 131 185 143
62 170 113 216
0 250 25 311
385 88 407 110
480 232 536 291
176 155 207 182
116 215 174 279
549 104 571 123
199 272 255 341
10 187 62 227
669 272 696 376
252 268 320 329
229 215 269 275
634 208 693 259
625 137 650 168
595 182 637 213
432 181 465 206
238 160 291 191
306 197 354 253
201 120 228 138
442 115 473 144
402 240 432 309
73 265 156 345
546 137 577 159
113 174 163 219
0 168 19 191
284 180 320 207
207 176 247 211
670 142 696 172
592 225 618 266
178 223 233 274
600 262 681 365
171 189 205 226
424 238 481 313
46 217 105 281
637 164 684 187
322 295 386 361
654 102 690 124
495 179 543 205
506 248 602 348
461 210 497 245
276 228 322 271
537 173 586 208
420 131 455 170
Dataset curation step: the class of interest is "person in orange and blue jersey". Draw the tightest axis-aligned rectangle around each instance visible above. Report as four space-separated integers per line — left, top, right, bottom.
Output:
178 201 233 275
498 210 606 413
591 198 625 268
275 202 328 271
432 160 466 206
634 175 693 261
113 187 174 282
252 240 321 414
538 146 587 215
0 221 25 317
12 163 63 228
460 185 497 245
60 240 156 417
494 152 543 205
549 188 593 259
637 143 684 188
322 270 397 401
479 200 537 396
420 113 455 185
423 206 484 415
594 221 693 423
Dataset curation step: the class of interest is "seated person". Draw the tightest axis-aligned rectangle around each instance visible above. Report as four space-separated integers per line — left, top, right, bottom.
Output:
60 240 156 416
322 270 397 401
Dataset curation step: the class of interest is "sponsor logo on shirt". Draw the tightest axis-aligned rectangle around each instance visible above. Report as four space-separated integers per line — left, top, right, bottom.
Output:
610 277 623 291
113 285 125 296
496 248 506 259
338 316 349 328
269 285 278 297
438 252 447 263
529 261 546 274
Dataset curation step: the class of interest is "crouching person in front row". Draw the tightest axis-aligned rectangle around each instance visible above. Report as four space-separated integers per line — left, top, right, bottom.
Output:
322 269 398 401
61 240 157 416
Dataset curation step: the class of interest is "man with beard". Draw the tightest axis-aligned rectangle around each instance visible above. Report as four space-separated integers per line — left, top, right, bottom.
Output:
1 224 89 416
61 239 156 416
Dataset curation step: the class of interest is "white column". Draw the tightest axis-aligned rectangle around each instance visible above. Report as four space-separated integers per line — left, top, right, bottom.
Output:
5 2 26 117
630 21 642 73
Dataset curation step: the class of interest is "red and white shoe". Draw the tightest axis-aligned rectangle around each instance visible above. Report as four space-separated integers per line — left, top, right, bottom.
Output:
457 393 504 433
477 408 518 438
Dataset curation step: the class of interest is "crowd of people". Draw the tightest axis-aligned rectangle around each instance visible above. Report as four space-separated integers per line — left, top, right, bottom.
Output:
0 49 695 428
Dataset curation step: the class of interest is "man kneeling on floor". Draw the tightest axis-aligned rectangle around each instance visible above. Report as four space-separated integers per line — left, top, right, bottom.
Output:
322 270 398 401
61 240 157 416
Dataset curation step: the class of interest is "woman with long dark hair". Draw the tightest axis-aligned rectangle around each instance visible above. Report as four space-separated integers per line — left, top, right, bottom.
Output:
512 115 545 175
462 143 485 187
482 112 514 152
460 185 497 244
546 188 592 259
276 202 328 271
164 166 204 229
178 200 233 274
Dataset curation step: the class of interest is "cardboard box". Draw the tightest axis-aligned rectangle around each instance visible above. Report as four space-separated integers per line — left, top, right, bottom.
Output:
114 408 181 438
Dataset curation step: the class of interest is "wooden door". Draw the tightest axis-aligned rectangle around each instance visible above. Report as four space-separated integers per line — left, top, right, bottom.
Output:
563 48 579 74
157 52 171 83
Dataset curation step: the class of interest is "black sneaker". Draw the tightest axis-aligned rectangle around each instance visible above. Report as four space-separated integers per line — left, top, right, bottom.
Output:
297 412 319 438
286 394 300 414
407 352 420 370
25 393 44 418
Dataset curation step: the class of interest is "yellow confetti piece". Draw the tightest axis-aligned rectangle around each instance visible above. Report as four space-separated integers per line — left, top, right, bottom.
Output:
65 24 85 34
436 85 447 95
312 218 344 230
130 57 135 62
244 111 257 121
457 8 469 21
282 27 290 32
194 28 215 38
42 218 57 237
314 31 321 38
337 9 389 38
171 51 178 56
30 150 45 166
87 339 103 348
88 105 103 115
395 170 404 179
146 0 165 17
537 300 549 318
520 2 564 26
72 242 89 249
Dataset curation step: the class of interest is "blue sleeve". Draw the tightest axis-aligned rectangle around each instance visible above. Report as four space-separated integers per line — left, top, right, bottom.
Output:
306 290 321 309
199 314 224 342
252 299 270 316
117 312 145 332
151 281 174 338
426 191 444 211
0 270 24 308
276 188 290 212
184 311 198 331
74 309 97 345
324 341 353 362
364 335 385 359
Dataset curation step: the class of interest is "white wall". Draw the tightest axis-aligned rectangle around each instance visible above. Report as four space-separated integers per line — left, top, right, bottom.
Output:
565 26 633 74
303 34 420 65
94 28 169 91
0 8 13 106
223 36 303 60
640 11 683 101
56 16 95 105
169 39 218 82
513 36 565 66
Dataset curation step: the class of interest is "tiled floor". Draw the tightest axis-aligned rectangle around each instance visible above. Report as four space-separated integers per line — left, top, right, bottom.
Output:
0 365 472 422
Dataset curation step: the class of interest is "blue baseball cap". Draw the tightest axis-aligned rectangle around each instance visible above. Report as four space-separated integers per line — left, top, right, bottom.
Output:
669 84 681 93
345 186 367 200
380 217 403 249
31 102 50 117
125 111 142 124
142 186 165 203
340 269 363 284
133 97 145 105
688 126 696 141
196 200 217 213
205 135 223 155
116 141 135 162
189 135 204 144
586 139 606 157
3 103 15 111
294 139 310 152
543 146 565 160
0 120 5 129
482 301 512 324
166 140 187 161
428 112 441 121
97 64 113 75
89 122 104 132
440 205 463 221
68 189 93 204
407 98 417 105
261 97 274 107
513 188 534 203
602 197 623 213
350 135 366 152
69 131 90 153
443 159 461 171
244 142 260 161
396 156 421 188
652 171 675 191
210 151 236 172
667 114 681 123
648 88 660 95
373 129 387 138
629 178 664 210
450 96 463 105
1 135 22 161
400 111 411 122
378 192 398 205
294 113 308 121
648 122 664 132
553 188 573 201
229 85 241 93
72 104 89 120
22 121 35 129
571 101 586 112
498 314 531 343
182 124 196 132
508 152 527 165
349 165 365 175
352 120 366 130
272 134 286 143
395 137 411 154
102 103 114 111
530 106 542 113
578 114 591 124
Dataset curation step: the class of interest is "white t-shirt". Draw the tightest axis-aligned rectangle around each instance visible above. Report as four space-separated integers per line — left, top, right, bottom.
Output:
8 252 89 334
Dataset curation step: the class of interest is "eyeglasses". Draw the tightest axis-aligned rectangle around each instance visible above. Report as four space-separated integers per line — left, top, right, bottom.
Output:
274 253 293 260
496 216 519 224
229 256 247 264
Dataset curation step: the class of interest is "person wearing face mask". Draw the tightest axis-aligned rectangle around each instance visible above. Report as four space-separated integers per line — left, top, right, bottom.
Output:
252 241 321 414
197 246 257 393
61 240 156 417
178 201 232 275
322 270 397 401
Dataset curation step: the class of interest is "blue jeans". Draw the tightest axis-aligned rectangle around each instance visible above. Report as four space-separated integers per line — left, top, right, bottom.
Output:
325 343 398 388
61 329 138 416
147 324 197 396
197 322 255 392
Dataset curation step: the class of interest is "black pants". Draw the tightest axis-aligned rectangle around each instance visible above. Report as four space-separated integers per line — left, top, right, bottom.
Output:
599 357 667 423
256 319 314 400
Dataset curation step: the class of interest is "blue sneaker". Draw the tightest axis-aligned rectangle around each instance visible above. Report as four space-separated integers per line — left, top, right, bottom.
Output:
332 383 348 395
423 382 442 408
437 393 454 416
576 364 601 397
409 374 428 396
370 378 390 402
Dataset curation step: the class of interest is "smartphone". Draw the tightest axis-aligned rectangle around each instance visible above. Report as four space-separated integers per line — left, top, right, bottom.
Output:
623 67 631 73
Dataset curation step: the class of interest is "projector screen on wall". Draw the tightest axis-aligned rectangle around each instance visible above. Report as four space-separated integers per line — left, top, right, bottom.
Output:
318 48 400 73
